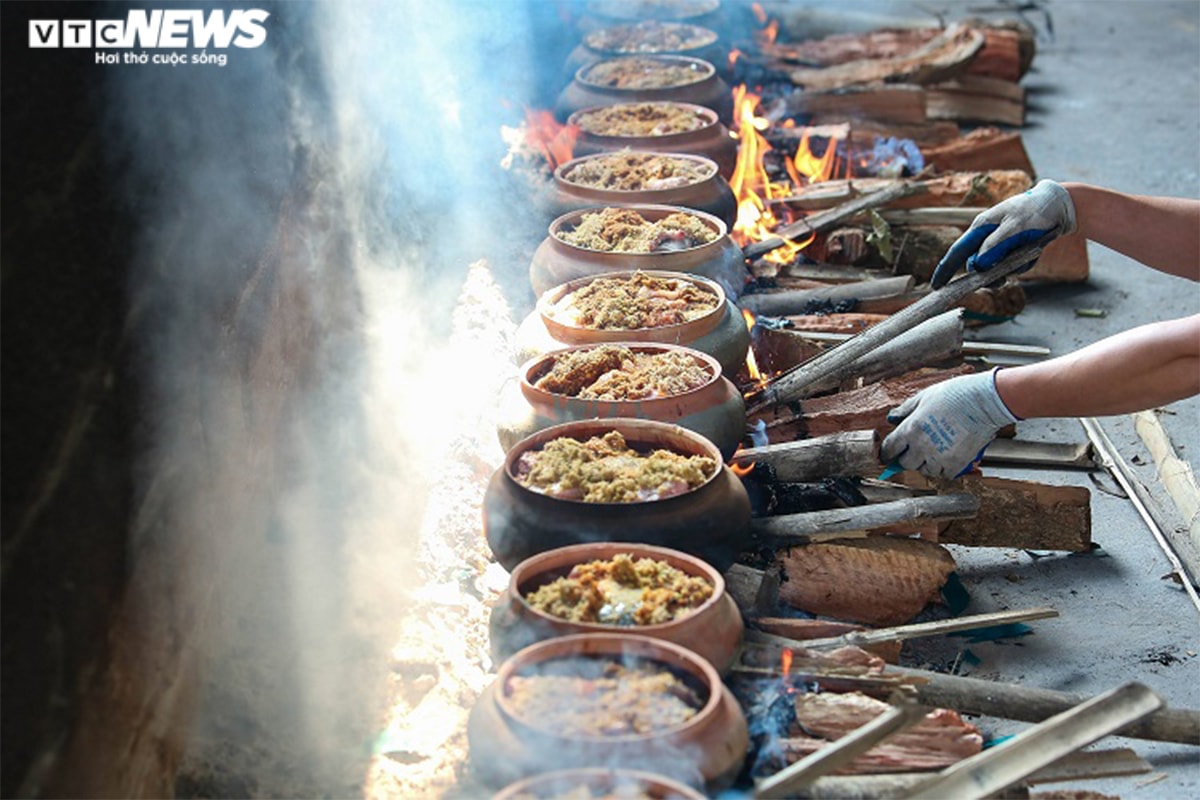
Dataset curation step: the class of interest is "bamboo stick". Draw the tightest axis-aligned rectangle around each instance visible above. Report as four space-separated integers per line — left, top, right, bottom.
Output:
772 606 1059 650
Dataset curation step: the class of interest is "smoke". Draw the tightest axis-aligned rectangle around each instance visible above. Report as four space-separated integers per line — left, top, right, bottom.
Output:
103 0 568 795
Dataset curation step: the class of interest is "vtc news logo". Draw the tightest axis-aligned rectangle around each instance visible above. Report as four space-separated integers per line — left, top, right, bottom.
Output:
29 9 270 49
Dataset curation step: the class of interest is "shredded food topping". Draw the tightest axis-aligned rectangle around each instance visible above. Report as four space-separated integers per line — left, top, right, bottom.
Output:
513 430 717 502
582 57 708 90
506 657 703 737
574 102 709 137
555 207 716 253
534 345 711 400
525 553 714 625
547 272 720 330
585 21 717 54
561 152 714 192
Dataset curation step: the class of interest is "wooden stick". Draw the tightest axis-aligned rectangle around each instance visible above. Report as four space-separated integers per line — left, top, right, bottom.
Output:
1025 747 1151 785
733 430 879 482
746 240 1051 415
901 682 1164 799
754 698 929 798
739 634 1200 746
1133 410 1200 547
775 606 1059 650
783 773 1025 799
745 181 931 260
784 328 1050 359
752 494 979 542
740 276 915 316
980 439 1097 469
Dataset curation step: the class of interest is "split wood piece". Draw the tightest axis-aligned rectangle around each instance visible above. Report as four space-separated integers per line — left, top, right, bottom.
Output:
770 171 1032 213
787 329 1050 360
745 181 930 260
773 535 959 626
788 24 986 93
776 606 1059 652
751 365 975 444
965 26 1026 81
901 682 1165 800
723 563 780 618
1021 231 1090 283
779 262 895 284
788 84 929 125
926 75 1026 126
749 327 826 376
980 439 1097 470
1133 409 1200 548
739 276 915 316
1025 747 1151 785
921 127 1036 176
754 698 931 798
754 494 980 543
733 430 880 483
802 118 962 149
777 773 1025 799
755 618 902 663
778 313 891 334
856 284 1026 325
746 243 1047 414
738 634 1200 746
927 475 1092 552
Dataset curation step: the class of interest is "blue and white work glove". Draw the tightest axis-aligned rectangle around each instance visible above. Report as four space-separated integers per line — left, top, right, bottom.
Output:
879 369 1019 479
930 179 1076 289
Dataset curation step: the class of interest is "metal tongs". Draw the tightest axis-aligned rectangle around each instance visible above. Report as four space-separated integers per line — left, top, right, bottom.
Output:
745 235 1056 416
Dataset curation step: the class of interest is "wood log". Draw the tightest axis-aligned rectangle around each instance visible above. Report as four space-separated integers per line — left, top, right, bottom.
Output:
1134 410 1200 546
1021 230 1090 283
723 563 780 618
1026 748 1151 785
752 365 975 443
920 127 1036 176
926 75 1026 126
786 607 1060 652
778 262 891 284
788 24 986 92
739 276 915 316
966 26 1024 81
754 494 980 543
928 475 1093 552
770 171 1032 212
761 27 943 66
980 439 1097 470
805 118 962 149
788 84 929 125
857 283 1028 324
749 326 825 376
774 535 958 626
784 773 1027 799
734 430 881 483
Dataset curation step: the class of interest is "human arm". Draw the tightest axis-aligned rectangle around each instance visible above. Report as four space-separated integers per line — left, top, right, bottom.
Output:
880 315 1200 478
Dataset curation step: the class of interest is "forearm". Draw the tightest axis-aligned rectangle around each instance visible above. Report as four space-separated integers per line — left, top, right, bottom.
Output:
996 315 1200 418
1062 183 1200 280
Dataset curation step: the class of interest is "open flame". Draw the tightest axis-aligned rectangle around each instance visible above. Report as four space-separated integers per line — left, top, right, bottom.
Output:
787 128 847 186
730 457 755 478
751 3 779 46
742 308 765 387
500 108 578 172
781 647 793 676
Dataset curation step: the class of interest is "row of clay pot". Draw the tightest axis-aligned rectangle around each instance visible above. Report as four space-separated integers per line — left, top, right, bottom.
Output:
473 5 752 794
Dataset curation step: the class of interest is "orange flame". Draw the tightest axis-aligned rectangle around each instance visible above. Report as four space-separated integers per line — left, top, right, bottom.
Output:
742 309 765 385
781 647 793 675
786 128 846 187
728 86 806 265
750 3 779 45
730 460 755 478
523 109 578 170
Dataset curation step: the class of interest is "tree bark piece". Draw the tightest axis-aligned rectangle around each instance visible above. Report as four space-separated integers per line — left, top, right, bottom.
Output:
774 535 958 626
723 563 780 618
734 430 880 483
772 172 1031 213
740 276 916 316
930 475 1092 552
789 84 929 125
920 127 1036 175
926 75 1026 126
755 495 980 543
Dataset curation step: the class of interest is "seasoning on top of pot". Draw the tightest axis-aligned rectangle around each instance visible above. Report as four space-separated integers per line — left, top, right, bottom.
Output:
561 152 715 192
513 430 717 502
506 656 704 736
546 272 720 330
581 57 709 90
584 21 718 54
533 345 711 400
556 207 716 254
525 553 714 625
574 101 710 137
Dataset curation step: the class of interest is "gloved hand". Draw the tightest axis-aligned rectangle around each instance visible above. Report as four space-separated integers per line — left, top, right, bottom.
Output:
880 369 1019 478
930 179 1076 289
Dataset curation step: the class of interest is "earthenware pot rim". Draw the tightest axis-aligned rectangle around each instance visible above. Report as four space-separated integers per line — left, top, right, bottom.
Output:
568 101 722 143
494 631 723 744
518 341 723 410
494 766 705 800
536 268 729 344
502 417 726 508
507 541 728 633
575 54 716 91
582 21 720 56
553 151 722 201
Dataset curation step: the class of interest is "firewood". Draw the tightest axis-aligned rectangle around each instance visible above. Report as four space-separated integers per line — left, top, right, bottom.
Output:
981 439 1098 470
787 607 1059 652
857 283 1028 324
734 430 880 483
739 276 915 316
966 26 1026 81
917 474 1093 552
723 563 780 618
1025 748 1152 785
927 75 1026 126
1133 410 1200 546
771 172 1032 213
752 365 975 443
788 24 986 92
921 127 1036 176
774 535 958 626
788 84 929 125
761 27 943 66
1021 231 1090 283
780 313 891 333
754 618 902 663
754 495 980 543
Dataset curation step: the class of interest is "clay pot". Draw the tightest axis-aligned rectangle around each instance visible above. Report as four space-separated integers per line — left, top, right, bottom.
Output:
494 767 705 800
570 102 738 178
467 632 749 791
562 21 725 84
489 542 744 673
496 342 745 460
483 418 751 572
550 152 736 230
529 206 748 300
577 0 724 37
513 271 751 379
557 56 733 124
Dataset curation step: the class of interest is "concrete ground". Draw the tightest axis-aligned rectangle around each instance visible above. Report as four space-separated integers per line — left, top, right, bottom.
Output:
777 1 1200 795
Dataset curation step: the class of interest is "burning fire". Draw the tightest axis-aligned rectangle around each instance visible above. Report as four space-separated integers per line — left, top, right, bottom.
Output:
742 308 765 387
781 647 793 676
499 108 578 172
751 3 779 46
